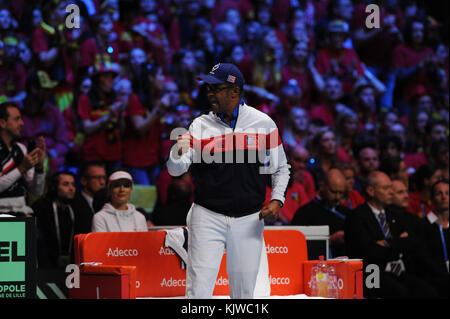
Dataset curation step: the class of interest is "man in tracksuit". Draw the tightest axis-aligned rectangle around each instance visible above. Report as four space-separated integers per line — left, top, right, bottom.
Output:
167 63 290 298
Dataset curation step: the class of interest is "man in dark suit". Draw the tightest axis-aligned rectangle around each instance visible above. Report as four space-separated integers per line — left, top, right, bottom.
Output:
292 168 351 257
71 161 106 233
345 171 438 298
420 179 449 298
34 171 77 269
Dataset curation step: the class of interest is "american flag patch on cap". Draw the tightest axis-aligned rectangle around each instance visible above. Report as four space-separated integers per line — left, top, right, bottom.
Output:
227 75 236 83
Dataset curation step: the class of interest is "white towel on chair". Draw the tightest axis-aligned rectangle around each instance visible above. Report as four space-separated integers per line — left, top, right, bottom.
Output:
164 227 188 268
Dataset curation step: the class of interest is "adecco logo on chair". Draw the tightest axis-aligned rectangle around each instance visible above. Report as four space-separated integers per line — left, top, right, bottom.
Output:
75 229 308 297
77 231 186 297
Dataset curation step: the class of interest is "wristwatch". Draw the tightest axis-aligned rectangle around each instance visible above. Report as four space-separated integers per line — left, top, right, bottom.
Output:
272 199 284 208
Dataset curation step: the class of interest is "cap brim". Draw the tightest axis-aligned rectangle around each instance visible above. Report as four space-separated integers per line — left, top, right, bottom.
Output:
199 74 224 84
108 171 133 184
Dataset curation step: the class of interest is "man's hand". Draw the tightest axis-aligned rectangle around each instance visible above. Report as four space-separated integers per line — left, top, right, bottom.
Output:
259 200 281 223
376 240 388 247
18 149 40 174
329 230 345 245
176 135 191 156
36 136 46 166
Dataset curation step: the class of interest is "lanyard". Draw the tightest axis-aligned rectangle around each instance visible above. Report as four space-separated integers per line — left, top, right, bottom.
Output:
420 203 426 218
313 198 346 220
438 224 448 262
347 197 353 210
52 202 75 255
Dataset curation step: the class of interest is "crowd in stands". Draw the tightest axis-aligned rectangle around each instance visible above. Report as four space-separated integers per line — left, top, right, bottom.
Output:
0 0 448 298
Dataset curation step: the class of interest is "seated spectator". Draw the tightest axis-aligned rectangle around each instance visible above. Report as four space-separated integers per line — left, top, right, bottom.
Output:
33 171 77 269
305 118 326 149
272 81 302 130
334 112 358 164
281 40 324 109
19 70 69 175
309 75 354 128
351 78 382 134
151 178 192 226
282 106 309 150
119 0 169 69
388 179 424 238
333 161 365 210
308 127 348 187
78 62 124 174
388 122 407 146
229 44 254 89
158 79 188 158
288 145 316 202
379 135 404 162
389 180 411 213
72 161 107 233
433 88 449 124
408 164 444 218
292 168 350 257
429 138 449 180
314 20 364 94
419 179 449 297
379 156 409 189
119 77 162 185
264 145 311 224
0 34 26 104
345 171 439 298
0 102 45 216
392 18 435 113
169 49 203 108
125 47 156 108
352 2 401 109
155 168 194 207
30 1 81 112
91 170 147 232
244 28 286 106
431 42 449 92
404 107 429 159
425 119 448 159
79 10 120 72
378 110 400 136
353 142 380 193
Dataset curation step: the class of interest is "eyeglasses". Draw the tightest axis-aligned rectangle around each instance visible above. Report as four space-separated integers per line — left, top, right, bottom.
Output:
206 84 233 94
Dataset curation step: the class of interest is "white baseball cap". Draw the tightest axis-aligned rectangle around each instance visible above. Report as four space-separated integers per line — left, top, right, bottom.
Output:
108 171 133 185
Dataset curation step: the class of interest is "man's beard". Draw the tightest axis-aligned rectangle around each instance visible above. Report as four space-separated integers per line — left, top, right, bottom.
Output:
58 196 74 205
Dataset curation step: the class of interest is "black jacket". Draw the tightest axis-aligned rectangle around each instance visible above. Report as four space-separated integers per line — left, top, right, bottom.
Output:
345 203 427 273
292 198 351 257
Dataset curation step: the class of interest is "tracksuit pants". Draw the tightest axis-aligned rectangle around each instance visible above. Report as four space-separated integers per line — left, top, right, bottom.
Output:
186 203 264 299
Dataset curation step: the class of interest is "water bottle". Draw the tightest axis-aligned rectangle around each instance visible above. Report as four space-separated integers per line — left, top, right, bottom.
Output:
327 264 339 299
310 264 319 296
316 255 328 297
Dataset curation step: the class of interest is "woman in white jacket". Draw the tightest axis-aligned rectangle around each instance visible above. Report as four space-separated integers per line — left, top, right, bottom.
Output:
91 170 147 232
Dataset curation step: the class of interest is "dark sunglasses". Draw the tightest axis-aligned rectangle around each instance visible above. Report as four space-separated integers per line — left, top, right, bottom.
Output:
206 84 233 93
